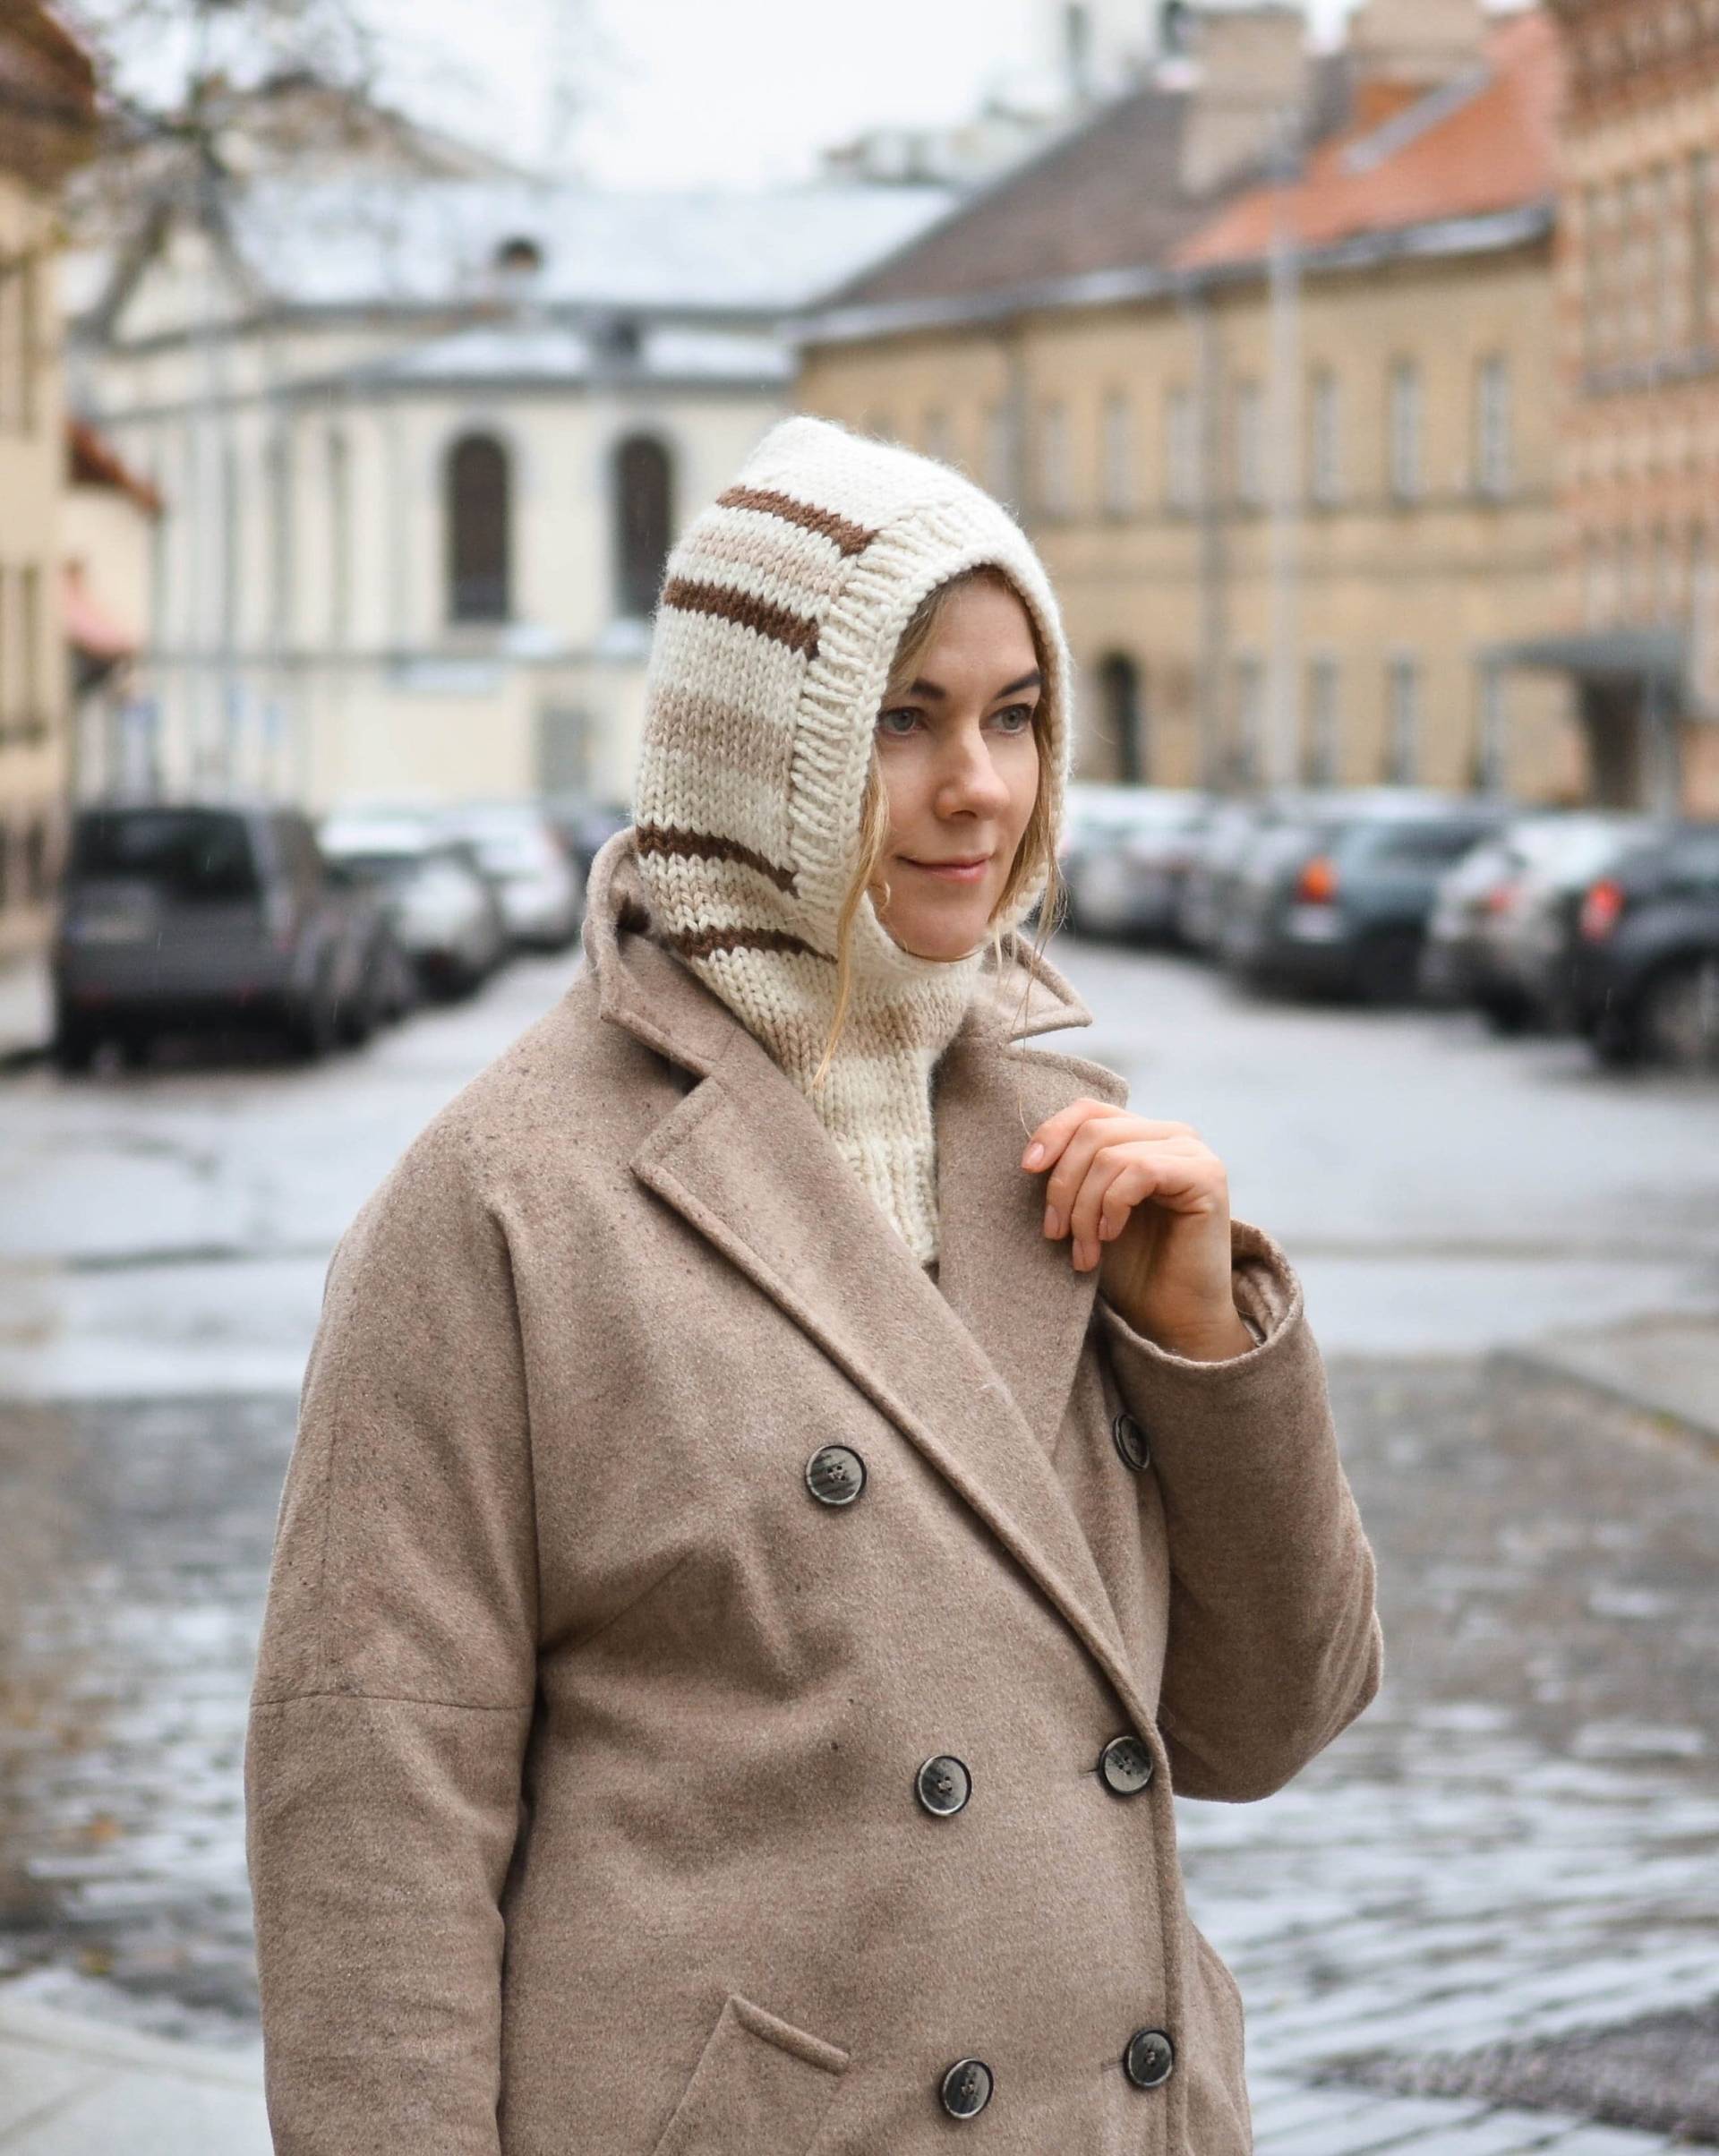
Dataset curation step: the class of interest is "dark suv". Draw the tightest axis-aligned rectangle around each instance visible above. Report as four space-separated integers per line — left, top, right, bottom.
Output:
1568 823 1719 1069
53 803 370 1071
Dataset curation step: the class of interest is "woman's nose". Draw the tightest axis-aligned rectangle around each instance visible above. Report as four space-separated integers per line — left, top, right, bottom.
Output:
935 723 1013 813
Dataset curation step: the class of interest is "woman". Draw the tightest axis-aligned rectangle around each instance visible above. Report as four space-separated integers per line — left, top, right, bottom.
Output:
245 415 1383 2154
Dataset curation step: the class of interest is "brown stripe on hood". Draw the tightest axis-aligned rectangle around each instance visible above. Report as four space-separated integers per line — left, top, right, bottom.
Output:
663 923 831 962
715 485 878 560
661 578 821 659
635 822 799 894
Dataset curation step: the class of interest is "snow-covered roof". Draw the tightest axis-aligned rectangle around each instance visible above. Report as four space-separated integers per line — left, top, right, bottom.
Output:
341 317 792 390
217 176 957 315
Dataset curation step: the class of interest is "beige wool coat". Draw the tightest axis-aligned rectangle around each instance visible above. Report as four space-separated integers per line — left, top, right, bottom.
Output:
244 826 1385 2155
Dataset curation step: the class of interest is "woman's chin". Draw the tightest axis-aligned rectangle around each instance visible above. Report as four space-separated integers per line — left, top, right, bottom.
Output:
884 905 991 962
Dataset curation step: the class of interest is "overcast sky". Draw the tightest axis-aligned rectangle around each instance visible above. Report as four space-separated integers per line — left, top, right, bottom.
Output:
365 0 1379 191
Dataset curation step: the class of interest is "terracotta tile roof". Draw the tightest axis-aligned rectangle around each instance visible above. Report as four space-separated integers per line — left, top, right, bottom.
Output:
823 82 1207 311
1176 11 1561 272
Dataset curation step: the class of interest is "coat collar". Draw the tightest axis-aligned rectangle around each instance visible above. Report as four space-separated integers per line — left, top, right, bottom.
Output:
580 828 1154 1719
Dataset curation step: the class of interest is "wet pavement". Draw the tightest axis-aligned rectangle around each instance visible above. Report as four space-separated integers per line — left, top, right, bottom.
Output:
1 935 1716 2146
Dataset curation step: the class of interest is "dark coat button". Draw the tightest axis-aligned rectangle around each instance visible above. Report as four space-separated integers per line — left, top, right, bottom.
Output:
1125 2027 1175 2088
805 1444 867 1506
1111 1409 1150 1473
1099 1732 1155 1796
915 1754 971 1817
939 2058 993 2118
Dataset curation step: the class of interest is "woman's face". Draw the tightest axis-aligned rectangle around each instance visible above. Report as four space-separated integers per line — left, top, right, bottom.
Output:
868 578 1044 962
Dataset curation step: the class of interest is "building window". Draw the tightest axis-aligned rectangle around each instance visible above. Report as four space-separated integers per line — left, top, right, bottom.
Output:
1306 654 1340 784
20 562 39 728
1475 355 1512 498
1692 150 1715 351
1309 368 1341 506
1385 654 1421 781
1389 360 1423 502
1038 399 1071 516
268 430 294 646
613 433 674 621
1652 163 1679 361
1583 535 1612 626
985 402 1019 503
1583 183 1606 370
0 255 37 432
1652 526 1679 622
446 432 512 623
1097 653 1144 781
1474 662 1508 793
327 429 352 643
922 407 954 465
1234 380 1265 507
1100 389 1133 516
1232 654 1264 787
1166 386 1198 510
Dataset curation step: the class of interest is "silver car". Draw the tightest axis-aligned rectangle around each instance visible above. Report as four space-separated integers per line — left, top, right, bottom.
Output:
319 816 509 1000
436 803 583 952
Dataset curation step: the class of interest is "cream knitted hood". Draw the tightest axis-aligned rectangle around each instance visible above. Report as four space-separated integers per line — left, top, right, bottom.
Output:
631 415 1075 1267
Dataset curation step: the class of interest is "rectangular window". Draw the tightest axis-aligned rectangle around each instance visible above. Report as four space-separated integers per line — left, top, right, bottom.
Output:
1309 368 1341 505
1583 183 1606 370
1166 386 1198 511
1234 380 1265 507
1232 654 1264 787
1100 389 1133 516
1653 163 1679 360
1389 361 1423 502
18 256 35 433
0 261 16 430
1475 355 1512 498
1474 662 1509 793
1037 399 1071 517
1306 654 1340 784
1693 151 1713 351
1385 654 1421 782
985 402 1019 504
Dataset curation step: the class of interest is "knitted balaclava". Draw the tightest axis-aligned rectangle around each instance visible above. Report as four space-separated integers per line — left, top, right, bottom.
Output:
631 415 1075 1267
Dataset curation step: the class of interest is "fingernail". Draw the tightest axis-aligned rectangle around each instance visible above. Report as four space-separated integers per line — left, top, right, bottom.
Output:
1023 1142 1044 1168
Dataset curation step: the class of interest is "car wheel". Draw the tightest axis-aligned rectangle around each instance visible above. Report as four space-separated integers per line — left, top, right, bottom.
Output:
1355 929 1423 1006
286 965 341 1062
1637 955 1719 1073
51 1022 98 1076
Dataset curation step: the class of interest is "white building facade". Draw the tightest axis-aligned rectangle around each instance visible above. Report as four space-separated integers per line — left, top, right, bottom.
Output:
66 177 950 815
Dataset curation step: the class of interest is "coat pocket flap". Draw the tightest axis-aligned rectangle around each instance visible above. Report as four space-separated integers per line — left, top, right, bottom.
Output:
651 1990 850 2156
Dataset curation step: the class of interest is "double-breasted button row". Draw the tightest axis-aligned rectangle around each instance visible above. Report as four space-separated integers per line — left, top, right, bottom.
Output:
936 2027 1174 2121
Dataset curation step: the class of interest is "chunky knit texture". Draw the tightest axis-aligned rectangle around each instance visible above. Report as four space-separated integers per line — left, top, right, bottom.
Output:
632 415 1075 1266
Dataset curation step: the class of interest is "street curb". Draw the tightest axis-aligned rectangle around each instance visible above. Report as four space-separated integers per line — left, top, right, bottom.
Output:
1489 1342 1719 1460
0 1990 262 2085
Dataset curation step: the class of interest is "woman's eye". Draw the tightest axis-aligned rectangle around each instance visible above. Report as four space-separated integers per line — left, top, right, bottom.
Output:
877 708 921 736
993 704 1036 732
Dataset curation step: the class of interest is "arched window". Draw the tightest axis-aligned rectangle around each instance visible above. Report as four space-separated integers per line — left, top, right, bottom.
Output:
613 434 674 621
447 433 511 623
1098 653 1145 783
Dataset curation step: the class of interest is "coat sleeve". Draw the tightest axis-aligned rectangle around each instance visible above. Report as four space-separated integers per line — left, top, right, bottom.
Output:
1092 1216 1383 1804
244 1113 538 2154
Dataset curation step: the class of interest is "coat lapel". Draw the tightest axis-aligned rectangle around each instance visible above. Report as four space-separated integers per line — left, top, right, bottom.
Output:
585 830 1152 1716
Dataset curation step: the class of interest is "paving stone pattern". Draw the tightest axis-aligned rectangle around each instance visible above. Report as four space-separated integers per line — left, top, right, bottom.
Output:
0 1356 1715 2151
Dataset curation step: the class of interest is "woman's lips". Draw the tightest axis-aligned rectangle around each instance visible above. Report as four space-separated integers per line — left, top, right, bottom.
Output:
902 855 991 883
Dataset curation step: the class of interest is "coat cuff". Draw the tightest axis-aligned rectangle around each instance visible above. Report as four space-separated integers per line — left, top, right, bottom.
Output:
1093 1216 1302 1377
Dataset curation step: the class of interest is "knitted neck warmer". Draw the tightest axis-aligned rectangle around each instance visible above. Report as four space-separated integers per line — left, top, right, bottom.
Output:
631 415 1074 1267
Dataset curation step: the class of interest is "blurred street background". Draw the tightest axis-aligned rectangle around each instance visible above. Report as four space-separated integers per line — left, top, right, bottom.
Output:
2 0 1717 2149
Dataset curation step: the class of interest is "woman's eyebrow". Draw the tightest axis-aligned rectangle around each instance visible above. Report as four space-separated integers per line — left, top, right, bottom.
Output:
902 669 1044 701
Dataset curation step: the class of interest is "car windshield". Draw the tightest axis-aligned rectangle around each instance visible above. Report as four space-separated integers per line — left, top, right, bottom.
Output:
1335 819 1492 871
331 851 421 886
70 810 261 902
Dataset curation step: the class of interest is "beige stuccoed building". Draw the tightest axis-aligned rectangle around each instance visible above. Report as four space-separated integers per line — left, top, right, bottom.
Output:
64 159 952 817
0 3 95 964
798 3 1587 808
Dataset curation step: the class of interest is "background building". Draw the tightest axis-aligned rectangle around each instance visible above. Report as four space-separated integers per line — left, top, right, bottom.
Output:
1515 0 1719 816
0 2 95 962
64 140 952 816
798 2 1581 805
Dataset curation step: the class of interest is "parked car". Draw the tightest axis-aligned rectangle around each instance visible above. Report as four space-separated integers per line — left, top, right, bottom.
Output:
1221 793 1517 1004
321 860 421 1034
1423 812 1659 1032
1567 823 1719 1070
1057 785 1210 943
1174 791 1331 955
437 802 582 950
543 793 633 892
319 816 509 999
52 802 369 1070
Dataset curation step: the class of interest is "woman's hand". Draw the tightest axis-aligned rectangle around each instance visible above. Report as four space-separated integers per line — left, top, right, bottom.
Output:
1022 1099 1256 1362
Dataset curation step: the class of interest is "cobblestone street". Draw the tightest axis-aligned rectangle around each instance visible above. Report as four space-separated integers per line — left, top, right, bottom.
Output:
3 942 1715 2150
